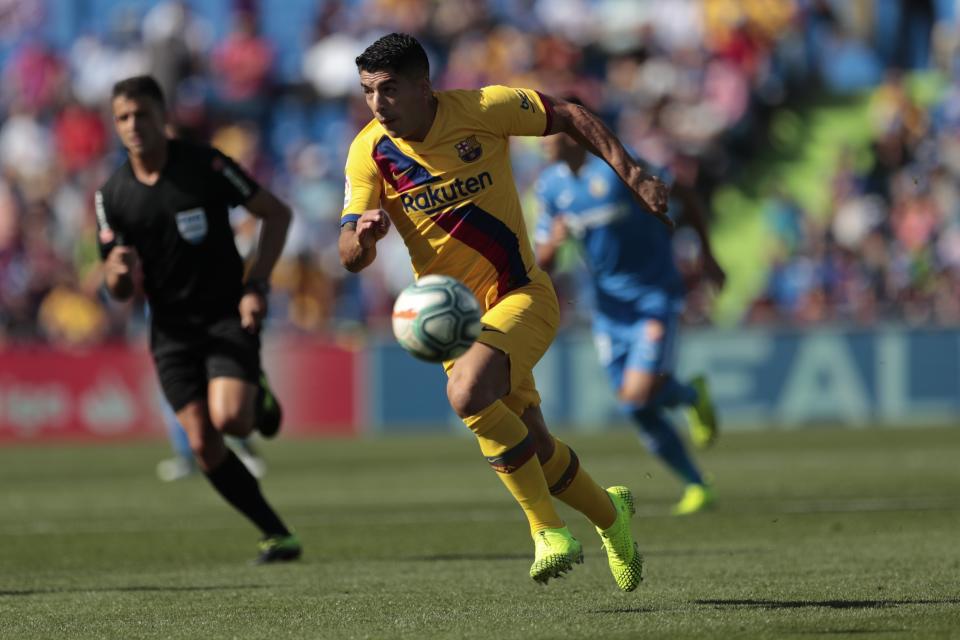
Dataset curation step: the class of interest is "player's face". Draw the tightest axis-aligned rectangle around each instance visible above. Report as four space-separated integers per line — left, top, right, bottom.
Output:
360 69 432 140
112 95 166 156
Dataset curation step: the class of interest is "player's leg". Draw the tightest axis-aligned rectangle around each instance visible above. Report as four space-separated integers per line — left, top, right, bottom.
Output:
201 317 300 562
447 342 565 535
254 370 283 438
207 377 257 437
176 399 229 472
206 315 283 438
201 376 299 562
622 369 705 486
618 314 714 515
229 436 267 479
447 271 606 584
658 374 719 449
448 340 583 584
156 397 196 482
519 401 643 592
521 405 615 528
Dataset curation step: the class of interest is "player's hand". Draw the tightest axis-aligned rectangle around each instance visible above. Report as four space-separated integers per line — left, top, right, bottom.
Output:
550 218 569 246
702 252 726 291
105 245 138 277
356 209 391 249
633 174 674 229
239 292 267 334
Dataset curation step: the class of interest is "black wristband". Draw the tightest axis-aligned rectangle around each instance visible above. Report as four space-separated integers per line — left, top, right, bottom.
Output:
243 279 271 297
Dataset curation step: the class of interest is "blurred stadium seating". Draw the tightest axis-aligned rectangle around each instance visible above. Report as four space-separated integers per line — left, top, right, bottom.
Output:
2 0 959 438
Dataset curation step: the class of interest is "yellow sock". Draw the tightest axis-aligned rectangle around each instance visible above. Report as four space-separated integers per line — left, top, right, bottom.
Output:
464 401 563 534
541 437 616 530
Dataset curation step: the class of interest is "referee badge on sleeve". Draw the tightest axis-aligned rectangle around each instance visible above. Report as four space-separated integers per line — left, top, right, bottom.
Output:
175 208 208 244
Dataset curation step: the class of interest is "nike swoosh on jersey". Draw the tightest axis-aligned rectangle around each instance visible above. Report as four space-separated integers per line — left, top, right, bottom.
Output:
391 166 414 181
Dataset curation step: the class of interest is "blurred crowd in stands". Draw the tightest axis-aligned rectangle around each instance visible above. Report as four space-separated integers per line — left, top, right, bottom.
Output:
0 0 958 346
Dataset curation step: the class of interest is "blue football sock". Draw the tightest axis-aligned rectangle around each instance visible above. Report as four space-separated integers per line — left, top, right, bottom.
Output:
630 406 704 485
658 376 698 409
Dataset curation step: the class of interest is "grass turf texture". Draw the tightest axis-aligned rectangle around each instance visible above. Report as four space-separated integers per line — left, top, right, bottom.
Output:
1 427 959 639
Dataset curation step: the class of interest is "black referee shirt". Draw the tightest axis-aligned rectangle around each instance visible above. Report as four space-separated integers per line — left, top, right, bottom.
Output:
96 139 260 325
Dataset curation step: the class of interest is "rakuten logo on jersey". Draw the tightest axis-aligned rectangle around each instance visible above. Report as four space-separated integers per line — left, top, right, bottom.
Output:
400 172 493 215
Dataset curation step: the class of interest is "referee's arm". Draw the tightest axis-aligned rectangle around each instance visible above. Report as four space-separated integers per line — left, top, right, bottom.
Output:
104 245 138 301
242 188 292 285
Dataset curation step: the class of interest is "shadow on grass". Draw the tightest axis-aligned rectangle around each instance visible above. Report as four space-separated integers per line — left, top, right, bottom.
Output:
791 630 906 635
591 607 664 614
0 584 266 597
695 598 960 610
407 553 530 562
647 547 770 557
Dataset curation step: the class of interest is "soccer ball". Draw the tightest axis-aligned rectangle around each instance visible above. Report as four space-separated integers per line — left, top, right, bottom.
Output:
392 275 482 362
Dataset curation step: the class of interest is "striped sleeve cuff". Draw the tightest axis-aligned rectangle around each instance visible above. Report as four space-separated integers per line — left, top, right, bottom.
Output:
340 213 361 227
536 91 554 136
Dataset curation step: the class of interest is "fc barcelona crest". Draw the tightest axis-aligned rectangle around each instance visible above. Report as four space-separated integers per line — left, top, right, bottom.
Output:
455 136 483 163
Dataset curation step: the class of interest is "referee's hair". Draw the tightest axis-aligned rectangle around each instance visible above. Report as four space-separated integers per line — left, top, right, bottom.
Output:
112 75 166 111
356 33 429 80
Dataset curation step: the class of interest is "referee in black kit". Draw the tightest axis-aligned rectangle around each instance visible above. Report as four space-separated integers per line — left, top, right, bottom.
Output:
96 75 300 563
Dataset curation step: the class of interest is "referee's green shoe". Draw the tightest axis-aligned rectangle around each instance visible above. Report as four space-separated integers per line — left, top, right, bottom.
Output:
253 533 302 564
255 372 283 438
686 375 718 449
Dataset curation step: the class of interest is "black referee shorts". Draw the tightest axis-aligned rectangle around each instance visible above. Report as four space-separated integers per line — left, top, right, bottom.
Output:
150 313 261 412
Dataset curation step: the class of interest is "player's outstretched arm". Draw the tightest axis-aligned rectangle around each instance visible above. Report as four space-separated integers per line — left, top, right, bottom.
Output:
339 209 390 273
546 97 674 229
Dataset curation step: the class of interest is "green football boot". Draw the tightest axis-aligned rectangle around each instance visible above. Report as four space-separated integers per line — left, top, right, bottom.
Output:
255 372 283 439
671 483 716 516
685 375 718 449
597 486 644 592
254 533 302 564
529 526 583 585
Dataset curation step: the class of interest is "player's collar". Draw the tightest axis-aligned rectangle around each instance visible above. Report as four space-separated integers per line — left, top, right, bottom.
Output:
401 93 441 146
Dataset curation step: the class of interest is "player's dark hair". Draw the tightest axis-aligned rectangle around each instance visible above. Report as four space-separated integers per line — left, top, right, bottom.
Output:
561 95 585 108
111 75 166 111
356 33 430 80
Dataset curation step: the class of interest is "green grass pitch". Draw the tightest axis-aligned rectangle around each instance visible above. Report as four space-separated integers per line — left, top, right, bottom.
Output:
1 427 959 639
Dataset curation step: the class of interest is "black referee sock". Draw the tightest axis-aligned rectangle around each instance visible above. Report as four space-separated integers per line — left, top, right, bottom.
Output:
205 449 291 537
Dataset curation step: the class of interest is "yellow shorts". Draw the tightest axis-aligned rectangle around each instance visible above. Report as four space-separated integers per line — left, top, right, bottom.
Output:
444 269 559 416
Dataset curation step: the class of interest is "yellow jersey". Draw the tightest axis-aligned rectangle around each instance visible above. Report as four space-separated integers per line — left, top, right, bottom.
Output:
341 85 553 309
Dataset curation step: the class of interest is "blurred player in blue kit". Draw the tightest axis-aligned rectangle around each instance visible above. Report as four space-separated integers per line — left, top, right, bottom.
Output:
535 100 726 515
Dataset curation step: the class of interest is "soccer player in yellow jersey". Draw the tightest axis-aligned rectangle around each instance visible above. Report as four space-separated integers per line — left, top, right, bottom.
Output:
339 33 671 590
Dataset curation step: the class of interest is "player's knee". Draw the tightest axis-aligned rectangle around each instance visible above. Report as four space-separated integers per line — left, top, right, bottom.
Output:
619 373 665 407
447 374 499 419
619 385 654 407
208 407 253 436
